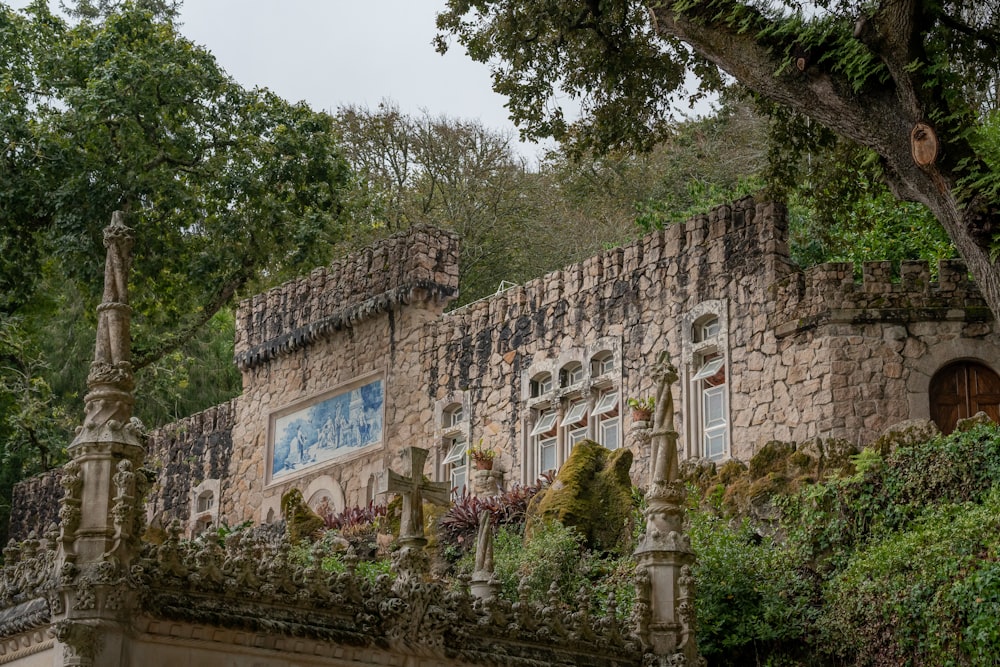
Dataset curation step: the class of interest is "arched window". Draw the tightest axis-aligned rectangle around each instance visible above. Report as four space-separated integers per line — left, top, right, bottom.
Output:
682 304 730 461
444 404 465 427
591 351 615 377
196 490 214 513
530 372 553 397
559 362 585 388
929 360 1000 434
694 315 720 342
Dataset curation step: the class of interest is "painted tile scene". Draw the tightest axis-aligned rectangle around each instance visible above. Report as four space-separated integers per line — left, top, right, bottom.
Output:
271 378 384 480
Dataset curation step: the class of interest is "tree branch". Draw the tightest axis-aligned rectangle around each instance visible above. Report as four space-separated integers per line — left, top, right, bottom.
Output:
648 1 907 155
131 272 246 370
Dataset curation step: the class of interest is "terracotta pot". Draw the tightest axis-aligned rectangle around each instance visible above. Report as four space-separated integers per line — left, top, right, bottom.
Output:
632 408 653 422
475 459 494 471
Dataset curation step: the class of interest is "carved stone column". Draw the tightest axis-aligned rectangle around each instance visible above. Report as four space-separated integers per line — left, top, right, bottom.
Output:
469 510 499 603
634 353 704 666
53 212 148 667
472 468 504 497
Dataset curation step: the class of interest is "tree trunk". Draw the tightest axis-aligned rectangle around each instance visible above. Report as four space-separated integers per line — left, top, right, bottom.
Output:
648 1 1000 318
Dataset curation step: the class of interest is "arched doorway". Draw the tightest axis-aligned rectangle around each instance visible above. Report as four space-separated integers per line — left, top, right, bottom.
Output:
929 360 1000 434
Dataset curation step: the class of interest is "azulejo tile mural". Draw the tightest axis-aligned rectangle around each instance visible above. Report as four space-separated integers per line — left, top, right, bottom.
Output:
270 376 384 481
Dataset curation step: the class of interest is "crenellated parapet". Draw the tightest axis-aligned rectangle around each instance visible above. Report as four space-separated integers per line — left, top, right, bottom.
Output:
425 197 791 396
234 225 460 370
771 258 989 336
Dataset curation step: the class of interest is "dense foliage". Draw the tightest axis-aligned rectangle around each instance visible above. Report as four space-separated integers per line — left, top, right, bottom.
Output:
689 423 1000 666
0 0 358 543
437 0 1000 323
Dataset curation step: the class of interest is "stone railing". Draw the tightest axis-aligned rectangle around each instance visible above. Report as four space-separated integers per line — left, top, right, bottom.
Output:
138 522 643 667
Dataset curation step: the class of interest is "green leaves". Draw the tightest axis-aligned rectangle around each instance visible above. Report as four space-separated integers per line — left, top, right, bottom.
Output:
0 2 355 368
437 0 710 155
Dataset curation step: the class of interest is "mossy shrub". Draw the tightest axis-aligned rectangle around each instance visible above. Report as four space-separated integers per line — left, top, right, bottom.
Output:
749 441 796 480
526 440 635 553
280 488 325 543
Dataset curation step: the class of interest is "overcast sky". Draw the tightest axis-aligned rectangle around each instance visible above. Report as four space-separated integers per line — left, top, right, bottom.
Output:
176 1 551 160
6 0 553 158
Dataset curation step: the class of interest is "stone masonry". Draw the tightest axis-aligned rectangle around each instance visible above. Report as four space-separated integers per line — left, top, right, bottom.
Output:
11 196 1000 537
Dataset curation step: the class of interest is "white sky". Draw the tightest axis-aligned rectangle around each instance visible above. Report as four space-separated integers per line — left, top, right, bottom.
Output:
8 0 554 160
176 2 522 130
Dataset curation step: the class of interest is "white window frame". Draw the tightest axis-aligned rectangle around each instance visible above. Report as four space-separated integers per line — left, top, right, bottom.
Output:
592 353 615 377
531 410 558 436
561 399 588 427
522 342 622 482
538 435 558 474
682 302 731 462
702 384 727 461
561 362 585 387
592 391 619 417
443 435 469 497
600 416 621 450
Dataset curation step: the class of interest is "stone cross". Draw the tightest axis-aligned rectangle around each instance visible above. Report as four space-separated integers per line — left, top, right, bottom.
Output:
377 447 449 547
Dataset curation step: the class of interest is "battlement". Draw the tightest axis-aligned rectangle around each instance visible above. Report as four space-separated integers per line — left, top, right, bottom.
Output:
771 258 989 335
234 225 460 370
440 196 788 330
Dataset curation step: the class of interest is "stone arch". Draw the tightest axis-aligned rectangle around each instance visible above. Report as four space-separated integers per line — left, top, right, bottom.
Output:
303 475 345 514
929 360 1000 434
906 336 1000 422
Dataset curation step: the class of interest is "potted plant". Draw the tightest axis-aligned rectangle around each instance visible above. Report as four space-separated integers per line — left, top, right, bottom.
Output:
628 396 655 422
467 441 497 471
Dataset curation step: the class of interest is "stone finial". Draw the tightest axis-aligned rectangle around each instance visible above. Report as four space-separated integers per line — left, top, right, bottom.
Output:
80 211 137 432
635 351 704 665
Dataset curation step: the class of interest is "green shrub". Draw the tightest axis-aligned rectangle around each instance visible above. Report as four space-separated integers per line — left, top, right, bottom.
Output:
455 520 635 622
689 510 818 666
820 487 1000 666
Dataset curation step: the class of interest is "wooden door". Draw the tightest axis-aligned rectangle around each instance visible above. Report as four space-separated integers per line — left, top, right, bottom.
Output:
929 361 1000 434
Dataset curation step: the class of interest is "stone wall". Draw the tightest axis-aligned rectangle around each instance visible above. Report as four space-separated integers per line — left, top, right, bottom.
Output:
224 225 461 524
234 224 461 370
422 198 794 480
8 468 61 542
151 196 1000 519
12 196 1000 537
758 258 998 443
144 399 237 530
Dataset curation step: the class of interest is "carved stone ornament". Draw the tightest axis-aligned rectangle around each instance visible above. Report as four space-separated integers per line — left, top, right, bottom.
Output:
54 619 102 667
78 212 137 434
635 351 704 664
133 521 643 666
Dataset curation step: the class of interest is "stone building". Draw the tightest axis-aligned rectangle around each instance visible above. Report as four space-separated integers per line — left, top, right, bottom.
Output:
0 214 688 667
11 195 1000 539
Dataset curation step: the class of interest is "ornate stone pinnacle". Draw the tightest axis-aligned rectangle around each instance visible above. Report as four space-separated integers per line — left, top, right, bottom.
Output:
635 350 704 665
80 211 136 431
